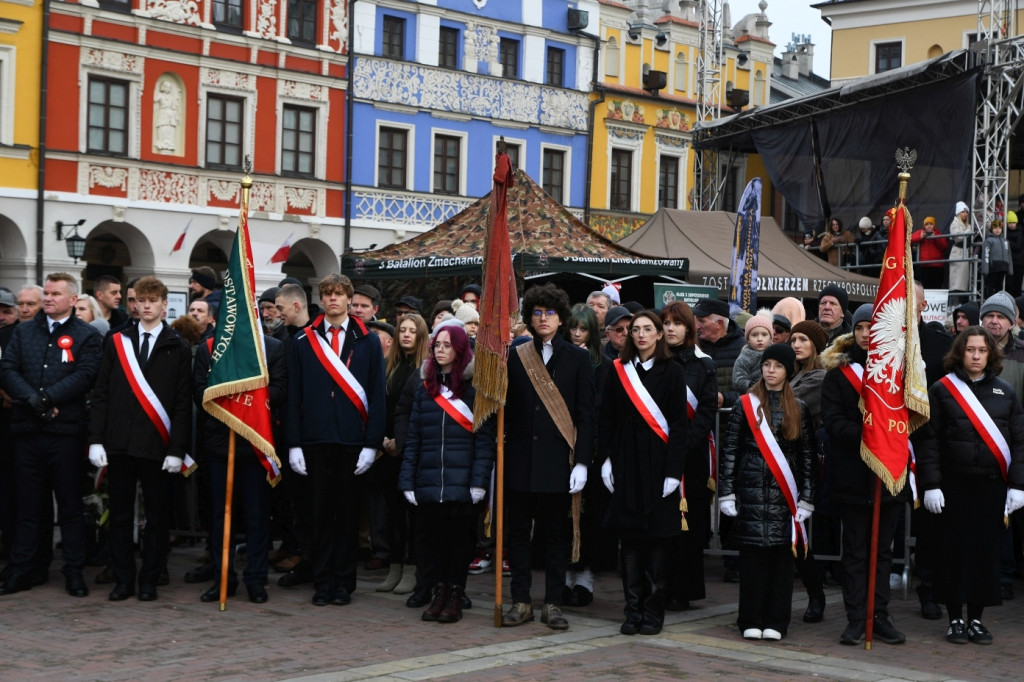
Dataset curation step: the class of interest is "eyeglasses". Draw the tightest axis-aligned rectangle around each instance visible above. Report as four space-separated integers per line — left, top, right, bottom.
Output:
630 326 657 336
532 309 557 318
432 342 453 351
609 326 629 334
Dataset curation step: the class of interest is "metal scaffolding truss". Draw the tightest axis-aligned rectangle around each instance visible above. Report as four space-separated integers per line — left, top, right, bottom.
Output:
693 0 722 211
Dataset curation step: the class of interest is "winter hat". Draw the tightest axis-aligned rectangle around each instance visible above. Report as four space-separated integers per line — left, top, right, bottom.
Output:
790 320 828 353
396 295 422 313
734 311 753 331
452 298 480 325
601 283 621 304
1008 211 1019 224
190 267 217 291
772 313 792 332
744 314 773 340
858 216 873 231
760 343 796 379
430 317 466 342
772 297 806 326
431 300 454 320
980 291 1017 322
852 303 874 328
923 216 936 226
693 297 730 318
955 201 970 215
258 287 280 305
818 284 849 314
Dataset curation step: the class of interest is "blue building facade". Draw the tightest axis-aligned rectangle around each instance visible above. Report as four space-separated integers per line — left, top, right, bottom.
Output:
348 0 593 248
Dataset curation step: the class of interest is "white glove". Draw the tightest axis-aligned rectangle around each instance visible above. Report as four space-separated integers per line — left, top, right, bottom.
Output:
719 498 738 517
88 444 107 468
354 447 376 475
470 487 486 504
289 447 307 476
601 459 614 493
924 488 945 514
1006 488 1024 515
795 500 814 523
568 463 588 494
404 490 417 506
161 455 183 473
662 477 680 498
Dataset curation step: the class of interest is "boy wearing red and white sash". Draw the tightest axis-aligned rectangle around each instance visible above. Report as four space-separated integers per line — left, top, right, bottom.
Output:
88 276 192 602
286 273 386 607
719 343 815 642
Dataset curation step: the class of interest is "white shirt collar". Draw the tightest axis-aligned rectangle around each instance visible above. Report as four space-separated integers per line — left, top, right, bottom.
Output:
47 315 70 330
139 320 163 340
634 356 655 371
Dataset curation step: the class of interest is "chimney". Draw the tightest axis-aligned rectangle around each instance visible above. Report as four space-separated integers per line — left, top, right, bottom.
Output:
781 46 799 80
796 35 814 77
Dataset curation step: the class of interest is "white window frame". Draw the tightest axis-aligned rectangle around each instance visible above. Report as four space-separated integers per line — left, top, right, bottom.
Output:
655 147 687 211
198 85 256 169
539 142 572 205
608 141 641 213
276 96 328 179
80 69 142 158
374 120 415 191
430 127 468 196
494 133 527 172
0 45 14 146
869 38 904 75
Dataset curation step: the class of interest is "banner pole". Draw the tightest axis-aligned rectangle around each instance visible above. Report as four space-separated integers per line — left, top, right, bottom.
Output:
219 430 237 611
864 477 882 649
494 406 505 627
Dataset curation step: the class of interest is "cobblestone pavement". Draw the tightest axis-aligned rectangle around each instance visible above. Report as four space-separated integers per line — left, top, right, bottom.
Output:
2 545 1020 681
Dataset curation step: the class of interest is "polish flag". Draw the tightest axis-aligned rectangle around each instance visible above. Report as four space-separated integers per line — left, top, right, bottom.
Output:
170 219 191 255
269 232 293 264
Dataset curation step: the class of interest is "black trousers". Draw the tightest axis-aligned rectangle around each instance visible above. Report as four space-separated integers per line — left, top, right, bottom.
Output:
368 453 407 563
107 453 169 587
506 489 569 605
306 444 361 593
419 502 476 588
208 447 271 587
839 500 902 622
10 433 87 577
283 456 312 563
738 545 794 634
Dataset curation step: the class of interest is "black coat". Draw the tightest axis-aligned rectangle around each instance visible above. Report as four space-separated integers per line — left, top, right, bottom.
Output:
89 323 192 460
1 310 102 435
398 365 495 504
820 334 910 506
601 358 688 537
669 343 719 501
192 334 287 457
698 322 745 407
719 392 816 548
917 367 1024 491
504 334 595 493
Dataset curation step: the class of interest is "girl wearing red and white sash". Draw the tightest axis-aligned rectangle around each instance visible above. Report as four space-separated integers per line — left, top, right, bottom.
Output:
918 326 1024 645
719 343 815 641
398 319 495 624
661 301 718 610
600 310 688 636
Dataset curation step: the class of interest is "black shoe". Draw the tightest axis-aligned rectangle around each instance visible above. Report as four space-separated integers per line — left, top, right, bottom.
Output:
570 585 593 607
157 567 170 587
839 620 865 645
184 562 214 584
723 568 740 583
0 573 32 596
1001 582 1014 600
137 584 158 601
108 583 135 601
620 621 640 635
406 586 431 608
201 582 238 602
277 568 312 588
246 583 268 604
461 591 472 609
946 618 968 644
921 600 943 620
872 613 906 644
312 586 332 606
638 621 662 636
94 565 117 585
967 619 993 644
331 587 351 606
65 573 89 598
665 597 689 611
803 595 825 623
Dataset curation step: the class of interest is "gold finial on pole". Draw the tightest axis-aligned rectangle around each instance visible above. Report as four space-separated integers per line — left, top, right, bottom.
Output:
895 147 917 203
241 154 253 212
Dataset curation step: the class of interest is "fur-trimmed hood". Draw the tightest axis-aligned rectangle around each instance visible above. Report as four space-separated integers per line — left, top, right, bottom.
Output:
820 332 860 370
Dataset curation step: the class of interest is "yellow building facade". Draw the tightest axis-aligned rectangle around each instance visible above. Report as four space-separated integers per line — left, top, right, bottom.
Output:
587 1 774 239
0 0 41 190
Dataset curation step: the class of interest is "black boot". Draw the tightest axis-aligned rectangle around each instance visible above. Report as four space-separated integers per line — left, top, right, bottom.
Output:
639 542 666 635
422 583 448 622
438 585 463 623
620 543 644 635
803 591 826 623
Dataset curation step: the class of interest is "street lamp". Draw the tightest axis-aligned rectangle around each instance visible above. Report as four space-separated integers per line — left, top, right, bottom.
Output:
56 219 87 262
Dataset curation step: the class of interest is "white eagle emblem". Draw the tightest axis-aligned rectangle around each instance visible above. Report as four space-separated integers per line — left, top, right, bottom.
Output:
866 297 907 393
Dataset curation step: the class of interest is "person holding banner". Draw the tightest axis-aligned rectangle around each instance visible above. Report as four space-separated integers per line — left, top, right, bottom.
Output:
661 301 718 611
719 343 815 641
918 326 1024 644
398 319 495 624
87 276 193 602
600 310 688 636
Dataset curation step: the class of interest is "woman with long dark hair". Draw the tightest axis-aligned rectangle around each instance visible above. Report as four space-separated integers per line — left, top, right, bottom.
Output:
660 301 718 610
600 310 688 636
399 320 495 624
919 326 1024 644
719 343 815 641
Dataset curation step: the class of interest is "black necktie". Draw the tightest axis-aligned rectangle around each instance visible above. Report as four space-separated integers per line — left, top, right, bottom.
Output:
139 332 151 364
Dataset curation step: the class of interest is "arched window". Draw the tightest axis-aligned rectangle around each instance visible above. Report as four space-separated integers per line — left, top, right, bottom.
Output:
606 37 620 78
674 50 688 94
753 70 765 107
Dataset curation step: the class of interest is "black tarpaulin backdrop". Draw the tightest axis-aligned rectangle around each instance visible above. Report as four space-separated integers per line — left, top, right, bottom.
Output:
751 72 979 233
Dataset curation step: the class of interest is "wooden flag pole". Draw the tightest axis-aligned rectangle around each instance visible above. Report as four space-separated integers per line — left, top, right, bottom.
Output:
864 477 883 649
494 406 505 627
219 430 237 611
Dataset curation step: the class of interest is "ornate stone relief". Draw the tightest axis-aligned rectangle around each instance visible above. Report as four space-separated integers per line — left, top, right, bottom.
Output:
153 74 184 156
249 181 277 212
280 80 326 102
144 0 203 26
464 23 496 65
255 0 277 40
81 49 142 75
285 186 317 210
328 0 347 52
201 68 254 92
605 120 646 142
138 169 199 204
89 166 129 191
208 179 239 202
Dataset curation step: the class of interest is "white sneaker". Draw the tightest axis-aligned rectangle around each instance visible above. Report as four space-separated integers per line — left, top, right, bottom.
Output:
742 628 763 640
762 628 782 641
889 573 902 590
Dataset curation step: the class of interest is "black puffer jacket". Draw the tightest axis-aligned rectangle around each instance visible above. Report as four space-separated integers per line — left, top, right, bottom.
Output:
719 391 816 548
1 310 102 435
698 322 745 407
398 361 496 504
917 367 1024 491
820 333 910 505
669 343 719 498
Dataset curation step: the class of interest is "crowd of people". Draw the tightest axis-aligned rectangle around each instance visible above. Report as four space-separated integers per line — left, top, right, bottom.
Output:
2 268 1024 649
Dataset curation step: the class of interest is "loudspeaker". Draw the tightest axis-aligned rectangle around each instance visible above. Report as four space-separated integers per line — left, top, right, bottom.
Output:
568 9 589 30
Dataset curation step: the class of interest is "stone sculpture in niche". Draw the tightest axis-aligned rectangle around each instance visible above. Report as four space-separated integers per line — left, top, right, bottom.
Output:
153 76 184 156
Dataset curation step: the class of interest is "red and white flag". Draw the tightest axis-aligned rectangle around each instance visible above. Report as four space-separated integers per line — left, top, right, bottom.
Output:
170 219 191 255
860 202 930 495
268 232 293 264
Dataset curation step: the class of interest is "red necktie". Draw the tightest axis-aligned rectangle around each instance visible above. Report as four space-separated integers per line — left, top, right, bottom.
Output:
330 325 341 355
